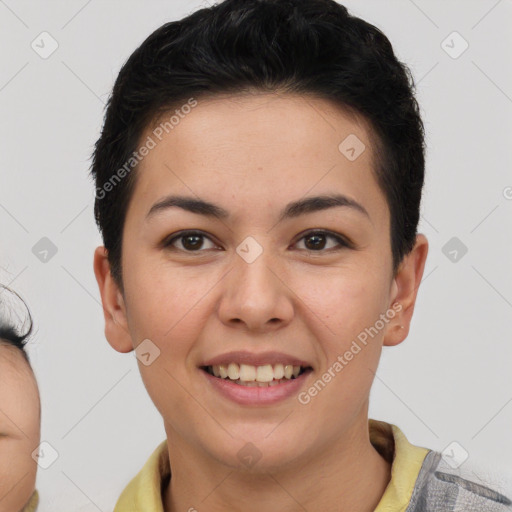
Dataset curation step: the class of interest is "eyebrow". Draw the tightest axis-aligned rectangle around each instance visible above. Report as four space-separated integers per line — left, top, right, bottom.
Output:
146 193 370 223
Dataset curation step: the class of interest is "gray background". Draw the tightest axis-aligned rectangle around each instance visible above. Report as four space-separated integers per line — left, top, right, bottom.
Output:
0 0 511 510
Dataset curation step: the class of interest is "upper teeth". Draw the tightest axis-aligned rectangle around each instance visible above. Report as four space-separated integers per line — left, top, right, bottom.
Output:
210 363 302 382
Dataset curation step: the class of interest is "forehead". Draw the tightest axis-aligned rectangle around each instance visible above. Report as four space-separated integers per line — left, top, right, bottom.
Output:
0 344 39 436
130 92 388 227
0 344 38 399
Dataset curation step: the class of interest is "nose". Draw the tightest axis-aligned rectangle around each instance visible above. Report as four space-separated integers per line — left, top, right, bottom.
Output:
217 247 294 333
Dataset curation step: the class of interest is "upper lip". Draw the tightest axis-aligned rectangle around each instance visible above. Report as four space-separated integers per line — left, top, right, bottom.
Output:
200 351 313 369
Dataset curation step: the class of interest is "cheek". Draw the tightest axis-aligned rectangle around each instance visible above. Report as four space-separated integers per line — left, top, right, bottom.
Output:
294 265 390 343
123 257 218 383
0 438 38 506
123 253 200 337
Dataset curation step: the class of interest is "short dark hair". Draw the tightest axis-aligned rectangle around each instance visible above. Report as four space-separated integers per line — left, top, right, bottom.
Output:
0 285 33 364
91 0 425 286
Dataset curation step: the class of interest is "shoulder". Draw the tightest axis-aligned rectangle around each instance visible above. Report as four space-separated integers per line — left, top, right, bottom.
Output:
406 450 512 512
113 440 169 511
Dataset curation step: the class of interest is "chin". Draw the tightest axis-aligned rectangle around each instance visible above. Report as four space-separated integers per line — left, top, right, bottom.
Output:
203 428 309 473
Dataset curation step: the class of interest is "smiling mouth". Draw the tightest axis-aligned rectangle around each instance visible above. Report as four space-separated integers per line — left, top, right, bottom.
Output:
201 363 313 387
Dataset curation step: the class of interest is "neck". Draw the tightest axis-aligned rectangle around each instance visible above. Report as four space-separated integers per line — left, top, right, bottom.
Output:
162 414 391 512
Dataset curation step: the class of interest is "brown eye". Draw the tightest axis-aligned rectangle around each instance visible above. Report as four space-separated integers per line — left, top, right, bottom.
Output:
295 231 350 252
164 231 217 252
163 229 351 254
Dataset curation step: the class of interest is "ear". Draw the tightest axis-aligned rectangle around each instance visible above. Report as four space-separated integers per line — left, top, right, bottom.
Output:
383 234 429 347
93 246 134 353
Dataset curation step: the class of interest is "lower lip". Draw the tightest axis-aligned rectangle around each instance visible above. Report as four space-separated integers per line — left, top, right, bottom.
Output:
200 368 312 406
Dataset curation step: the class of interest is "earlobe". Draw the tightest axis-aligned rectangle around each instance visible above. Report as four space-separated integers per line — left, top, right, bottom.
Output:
383 234 429 347
93 246 134 353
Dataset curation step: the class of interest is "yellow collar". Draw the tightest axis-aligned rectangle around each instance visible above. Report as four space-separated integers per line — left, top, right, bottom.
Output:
370 419 429 511
114 419 429 511
22 490 39 512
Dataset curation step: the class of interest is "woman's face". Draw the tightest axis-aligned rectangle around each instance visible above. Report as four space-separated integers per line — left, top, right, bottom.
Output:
96 93 427 470
0 344 40 511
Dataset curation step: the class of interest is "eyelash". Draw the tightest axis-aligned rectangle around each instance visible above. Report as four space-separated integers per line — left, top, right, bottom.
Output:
162 230 352 254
